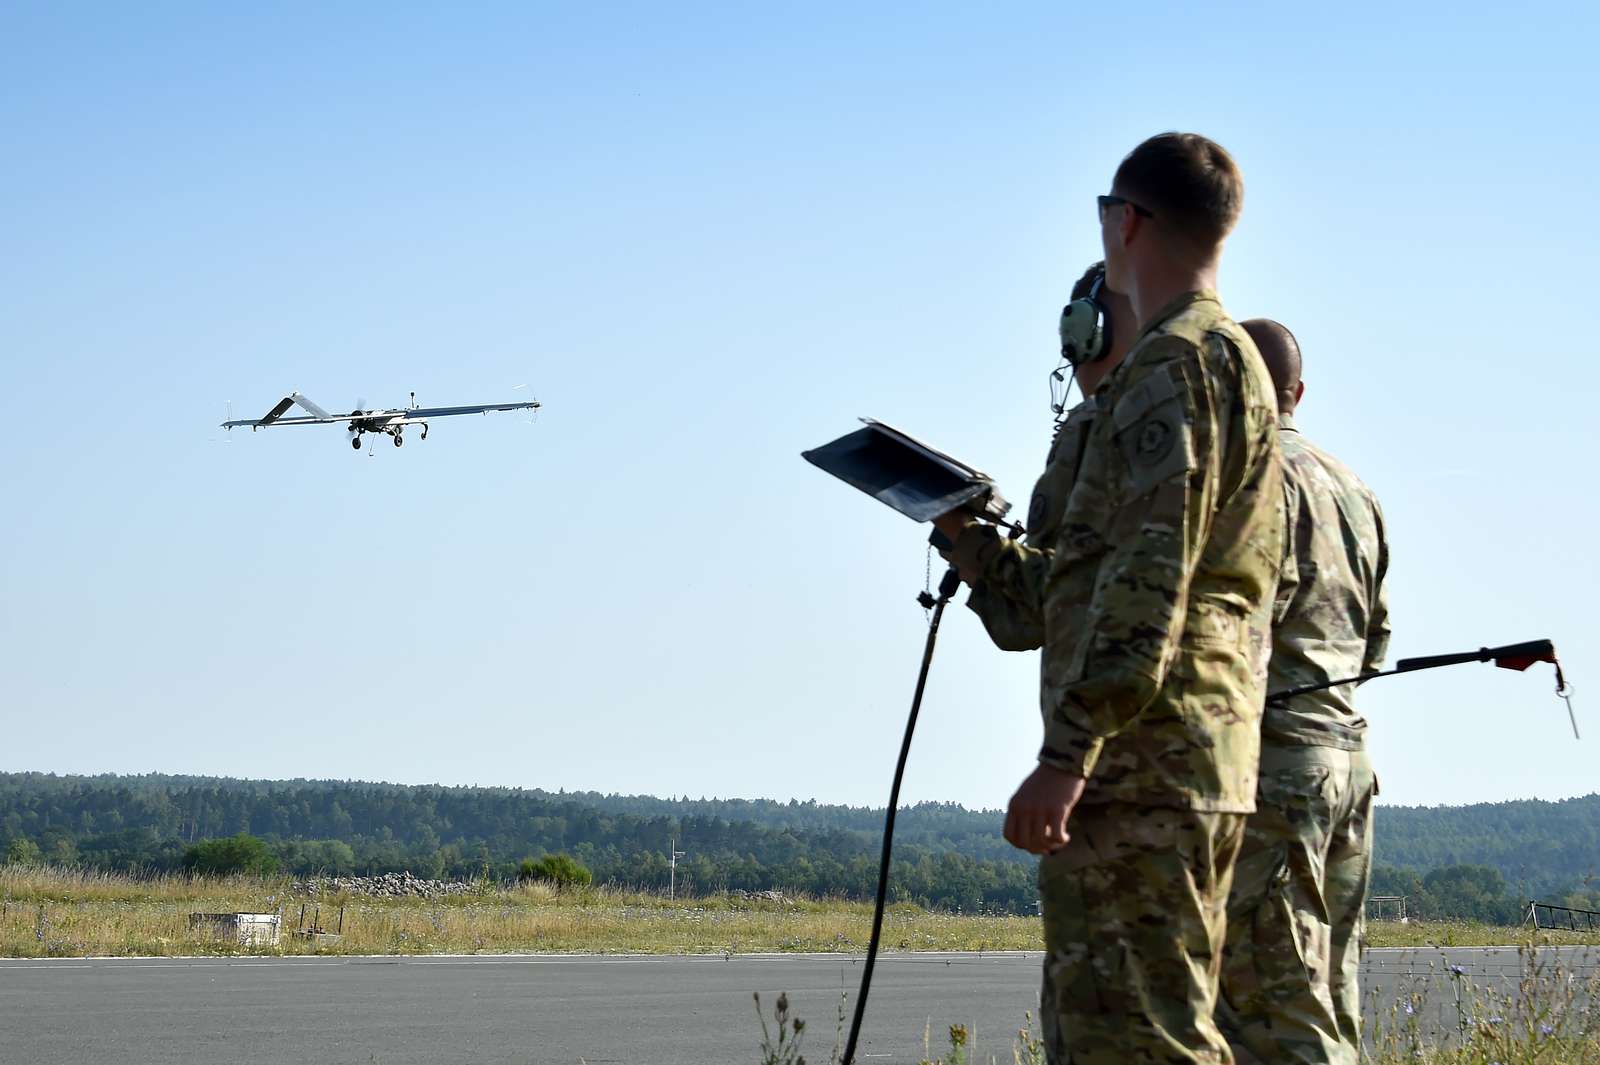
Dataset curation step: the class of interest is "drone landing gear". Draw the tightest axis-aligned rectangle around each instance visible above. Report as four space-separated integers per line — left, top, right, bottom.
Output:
351 434 363 450
419 423 429 441
393 431 403 447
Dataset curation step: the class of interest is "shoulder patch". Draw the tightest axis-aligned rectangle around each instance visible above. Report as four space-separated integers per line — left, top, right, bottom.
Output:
1112 371 1178 431
1112 371 1193 496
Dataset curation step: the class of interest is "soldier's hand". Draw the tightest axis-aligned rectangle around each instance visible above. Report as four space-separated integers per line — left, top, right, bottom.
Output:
1003 764 1085 855
931 511 980 585
931 510 973 543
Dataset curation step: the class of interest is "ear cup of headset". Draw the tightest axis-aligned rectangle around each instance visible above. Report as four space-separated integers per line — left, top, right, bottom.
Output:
1059 298 1105 366
1058 271 1113 367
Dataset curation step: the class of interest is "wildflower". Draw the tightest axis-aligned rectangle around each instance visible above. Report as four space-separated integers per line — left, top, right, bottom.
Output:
1403 1002 1415 1016
1540 1023 1556 1036
1448 964 1466 976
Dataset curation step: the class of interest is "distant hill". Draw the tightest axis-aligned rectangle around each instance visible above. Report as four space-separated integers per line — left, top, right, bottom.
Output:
2 772 1596 916
1374 793 1600 896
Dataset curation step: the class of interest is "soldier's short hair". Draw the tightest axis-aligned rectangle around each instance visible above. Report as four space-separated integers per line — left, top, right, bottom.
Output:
1113 133 1243 249
1242 318 1302 412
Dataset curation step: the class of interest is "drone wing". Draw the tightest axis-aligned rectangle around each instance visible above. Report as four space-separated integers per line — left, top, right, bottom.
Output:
219 394 541 429
399 401 542 420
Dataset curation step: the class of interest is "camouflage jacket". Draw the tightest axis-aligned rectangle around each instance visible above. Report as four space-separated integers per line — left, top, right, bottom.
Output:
1264 414 1391 749
952 291 1283 812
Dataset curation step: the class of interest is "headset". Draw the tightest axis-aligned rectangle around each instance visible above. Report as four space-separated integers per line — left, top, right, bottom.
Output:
1050 263 1115 416
1059 264 1114 368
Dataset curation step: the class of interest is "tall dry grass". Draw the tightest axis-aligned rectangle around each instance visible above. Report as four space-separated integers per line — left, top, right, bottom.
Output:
0 863 1040 958
1367 918 1600 950
1364 941 1600 1064
7 865 1597 961
757 942 1600 1065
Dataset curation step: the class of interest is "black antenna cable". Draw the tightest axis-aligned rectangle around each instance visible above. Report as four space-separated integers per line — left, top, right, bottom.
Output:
841 563 963 1064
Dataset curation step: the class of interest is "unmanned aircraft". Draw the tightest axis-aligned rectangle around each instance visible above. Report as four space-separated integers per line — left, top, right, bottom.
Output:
221 392 540 449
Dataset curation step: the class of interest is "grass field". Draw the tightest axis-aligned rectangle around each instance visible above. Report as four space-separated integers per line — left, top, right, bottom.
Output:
4 864 1598 959
0 864 1040 958
1365 918 1600 950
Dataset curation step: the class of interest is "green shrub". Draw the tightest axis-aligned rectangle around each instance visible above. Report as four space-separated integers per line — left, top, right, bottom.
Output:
182 834 279 877
6 838 42 866
518 853 592 888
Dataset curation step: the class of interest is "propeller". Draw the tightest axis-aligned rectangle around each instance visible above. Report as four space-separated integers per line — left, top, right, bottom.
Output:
210 400 233 444
511 383 540 424
347 398 366 449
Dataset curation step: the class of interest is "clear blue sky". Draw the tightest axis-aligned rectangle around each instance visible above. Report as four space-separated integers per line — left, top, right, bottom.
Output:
3 2 1596 811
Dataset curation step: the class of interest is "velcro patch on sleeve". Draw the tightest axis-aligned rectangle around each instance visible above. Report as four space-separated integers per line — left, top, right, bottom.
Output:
1112 372 1193 496
1111 371 1178 432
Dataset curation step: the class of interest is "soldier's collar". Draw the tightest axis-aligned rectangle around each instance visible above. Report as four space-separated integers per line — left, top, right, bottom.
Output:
1278 412 1299 433
1130 290 1220 348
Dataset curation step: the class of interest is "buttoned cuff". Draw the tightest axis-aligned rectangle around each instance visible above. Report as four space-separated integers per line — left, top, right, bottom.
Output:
1040 713 1103 780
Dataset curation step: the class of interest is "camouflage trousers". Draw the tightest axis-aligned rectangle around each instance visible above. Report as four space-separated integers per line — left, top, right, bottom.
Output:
1038 802 1246 1064
1218 744 1377 1065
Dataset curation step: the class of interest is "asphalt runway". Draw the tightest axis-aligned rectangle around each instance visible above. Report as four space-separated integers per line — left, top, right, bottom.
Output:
2 947 1596 1065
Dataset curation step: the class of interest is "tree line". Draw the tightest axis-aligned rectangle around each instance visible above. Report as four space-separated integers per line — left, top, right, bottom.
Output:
0 772 1034 912
2 773 1595 920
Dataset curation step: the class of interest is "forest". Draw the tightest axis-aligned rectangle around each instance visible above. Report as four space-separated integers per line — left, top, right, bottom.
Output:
2 772 1596 920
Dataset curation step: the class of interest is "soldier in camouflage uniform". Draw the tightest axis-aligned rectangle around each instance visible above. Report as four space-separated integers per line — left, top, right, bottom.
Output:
1217 320 1390 1065
936 133 1283 1064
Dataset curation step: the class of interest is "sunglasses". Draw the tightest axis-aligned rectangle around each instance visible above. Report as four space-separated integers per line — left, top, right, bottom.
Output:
1097 194 1154 220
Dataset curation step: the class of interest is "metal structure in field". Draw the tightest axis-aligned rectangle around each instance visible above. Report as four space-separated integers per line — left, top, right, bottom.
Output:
292 902 345 945
1528 901 1600 932
188 912 282 946
1368 895 1410 923
222 391 540 450
669 839 687 901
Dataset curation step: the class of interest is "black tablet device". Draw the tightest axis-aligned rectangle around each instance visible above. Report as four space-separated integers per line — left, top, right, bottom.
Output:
802 419 1012 524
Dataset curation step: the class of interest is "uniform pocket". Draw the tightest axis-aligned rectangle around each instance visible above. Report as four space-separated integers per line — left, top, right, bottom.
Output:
1260 764 1334 831
1038 837 1120 1018
1224 838 1293 1012
1259 765 1332 804
1184 598 1246 651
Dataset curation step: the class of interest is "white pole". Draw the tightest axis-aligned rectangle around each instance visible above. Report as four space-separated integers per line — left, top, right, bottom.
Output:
669 839 687 901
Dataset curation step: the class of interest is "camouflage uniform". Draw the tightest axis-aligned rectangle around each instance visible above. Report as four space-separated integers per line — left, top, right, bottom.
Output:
1217 414 1390 1065
949 292 1283 1063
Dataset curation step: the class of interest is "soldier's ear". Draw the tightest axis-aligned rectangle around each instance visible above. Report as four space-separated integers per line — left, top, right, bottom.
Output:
1295 381 1305 404
1118 205 1141 248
